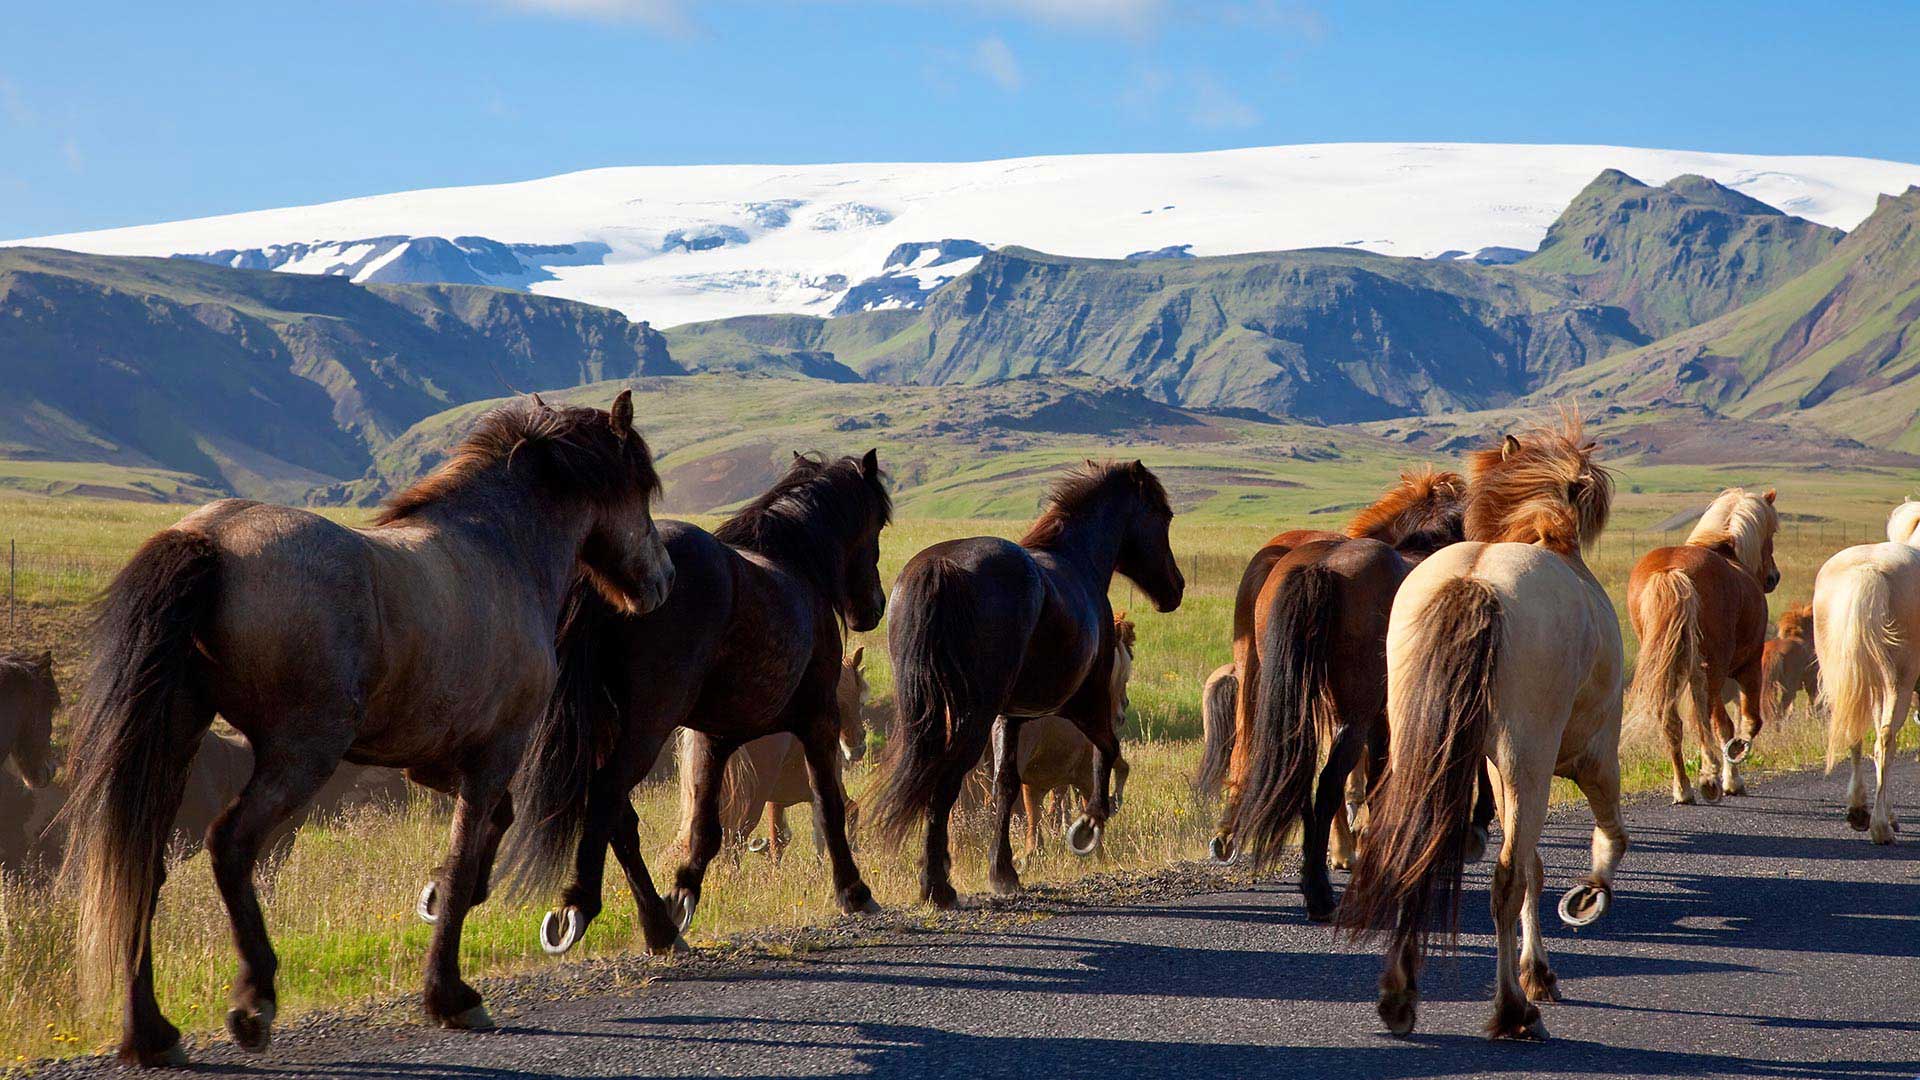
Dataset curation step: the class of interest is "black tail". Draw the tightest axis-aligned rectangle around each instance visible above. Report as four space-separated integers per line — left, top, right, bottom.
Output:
869 559 992 845
1235 563 1341 868
59 530 221 997
1335 577 1501 967
1193 665 1239 798
505 578 621 896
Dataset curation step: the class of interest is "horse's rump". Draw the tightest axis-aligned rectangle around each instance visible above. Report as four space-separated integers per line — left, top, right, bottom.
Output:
1626 566 1707 733
1815 547 1920 766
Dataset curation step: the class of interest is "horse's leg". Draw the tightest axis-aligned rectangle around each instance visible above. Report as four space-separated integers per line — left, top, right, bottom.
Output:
605 798 683 955
1517 849 1559 1003
1869 684 1910 844
988 715 1025 894
421 748 517 1031
769 803 790 862
1664 701 1696 805
121 868 183 1066
1845 742 1871 831
797 718 878 915
1707 686 1745 796
1020 783 1043 864
1301 723 1366 922
1330 744 1366 871
1691 695 1726 803
921 765 965 909
1724 661 1764 796
1563 751 1628 926
468 794 514 908
208 735 347 1052
1066 704 1121 855
1467 759 1497 863
547 747 651 952
668 731 743 930
1487 766 1552 1040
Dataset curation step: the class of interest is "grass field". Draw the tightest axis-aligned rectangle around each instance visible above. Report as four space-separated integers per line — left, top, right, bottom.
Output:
1 470 1916 1064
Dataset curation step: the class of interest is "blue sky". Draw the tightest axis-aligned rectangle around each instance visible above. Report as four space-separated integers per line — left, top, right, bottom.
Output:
3 1 1918 238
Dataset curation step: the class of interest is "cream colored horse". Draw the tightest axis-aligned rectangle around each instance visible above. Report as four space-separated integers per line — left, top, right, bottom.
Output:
1813 500 1920 844
1338 418 1626 1042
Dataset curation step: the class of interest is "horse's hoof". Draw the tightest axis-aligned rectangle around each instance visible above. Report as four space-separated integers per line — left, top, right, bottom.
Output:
646 934 690 957
1522 965 1561 1003
442 1005 495 1032
1378 988 1418 1038
1870 821 1897 845
1847 806 1872 831
1208 834 1235 864
416 881 441 925
989 875 1023 896
226 1001 275 1053
126 1040 190 1069
925 882 958 910
667 890 698 932
1463 824 1490 864
1698 779 1722 804
1673 790 1696 806
540 906 584 955
1558 882 1611 927
1065 817 1102 857
1487 1007 1549 1041
745 837 770 854
1725 737 1752 763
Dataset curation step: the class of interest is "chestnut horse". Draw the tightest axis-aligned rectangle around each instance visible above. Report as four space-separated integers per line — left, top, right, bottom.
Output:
871 461 1183 907
59 392 673 1066
510 451 892 955
1338 417 1626 1041
1814 500 1920 844
1212 468 1468 921
1761 604 1818 724
1627 488 1781 805
1 649 60 790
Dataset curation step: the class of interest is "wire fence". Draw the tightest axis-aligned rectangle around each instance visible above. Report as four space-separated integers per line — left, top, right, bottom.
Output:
4 541 129 643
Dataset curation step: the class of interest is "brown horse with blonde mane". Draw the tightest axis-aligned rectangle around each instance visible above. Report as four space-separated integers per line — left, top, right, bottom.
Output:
1 649 60 790
58 392 673 1067
1337 416 1626 1041
1211 467 1467 921
1627 488 1781 805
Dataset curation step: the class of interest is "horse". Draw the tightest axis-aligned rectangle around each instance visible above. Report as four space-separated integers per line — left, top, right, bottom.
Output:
1626 488 1782 805
1813 500 1920 844
1212 468 1469 921
1003 615 1138 863
1337 416 1626 1041
695 647 872 860
509 450 892 956
870 460 1184 907
1760 604 1819 725
58 391 674 1067
1 649 60 789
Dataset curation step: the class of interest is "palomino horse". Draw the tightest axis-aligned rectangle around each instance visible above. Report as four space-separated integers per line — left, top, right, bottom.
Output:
1813 500 1920 844
1627 488 1781 804
1001 615 1138 863
1 649 60 790
1338 417 1625 1041
1194 661 1237 799
511 451 892 955
1213 468 1468 921
871 461 1183 907
60 392 673 1067
695 647 872 860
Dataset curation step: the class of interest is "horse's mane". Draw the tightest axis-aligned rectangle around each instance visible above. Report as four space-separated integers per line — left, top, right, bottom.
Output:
714 452 892 600
1687 488 1778 576
1022 461 1171 550
1346 466 1467 551
1887 500 1920 546
374 398 659 526
1777 603 1813 639
1463 414 1612 556
1113 614 1137 652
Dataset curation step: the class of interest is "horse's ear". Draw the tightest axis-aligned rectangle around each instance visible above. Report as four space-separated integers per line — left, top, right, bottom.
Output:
1129 459 1147 476
37 650 52 669
849 645 865 668
530 392 547 409
794 450 806 462
1764 488 1776 504
609 390 634 436
1580 441 1598 453
1501 435 1522 459
861 448 880 479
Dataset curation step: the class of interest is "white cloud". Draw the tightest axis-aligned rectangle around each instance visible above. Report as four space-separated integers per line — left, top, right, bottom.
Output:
972 36 1024 92
479 0 690 29
60 136 83 174
1188 74 1259 130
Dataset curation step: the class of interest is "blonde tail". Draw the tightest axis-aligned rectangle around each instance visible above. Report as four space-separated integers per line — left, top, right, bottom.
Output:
1819 568 1901 769
1627 571 1707 736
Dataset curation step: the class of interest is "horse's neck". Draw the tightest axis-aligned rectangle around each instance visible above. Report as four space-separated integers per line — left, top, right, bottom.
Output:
396 481 592 614
1029 506 1126 588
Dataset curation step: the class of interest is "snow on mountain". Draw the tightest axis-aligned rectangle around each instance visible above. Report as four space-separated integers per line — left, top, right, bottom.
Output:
12 143 1920 328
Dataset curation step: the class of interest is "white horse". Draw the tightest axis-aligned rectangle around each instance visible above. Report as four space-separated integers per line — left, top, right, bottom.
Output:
1813 500 1920 844
1337 417 1626 1042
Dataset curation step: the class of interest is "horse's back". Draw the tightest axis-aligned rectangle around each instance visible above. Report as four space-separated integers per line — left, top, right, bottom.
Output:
1815 542 1920 674
1629 545 1768 667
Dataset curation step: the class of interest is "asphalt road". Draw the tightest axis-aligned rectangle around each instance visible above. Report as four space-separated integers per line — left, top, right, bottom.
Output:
48 761 1920 1079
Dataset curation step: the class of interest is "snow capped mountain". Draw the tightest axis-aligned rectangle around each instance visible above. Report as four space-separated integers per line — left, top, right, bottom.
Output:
12 142 1920 328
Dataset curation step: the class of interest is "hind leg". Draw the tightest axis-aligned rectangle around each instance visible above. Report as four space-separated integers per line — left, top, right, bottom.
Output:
1845 742 1871 831
1664 705 1697 805
1486 766 1552 1040
421 746 520 1031
544 739 659 954
208 733 350 1053
1019 783 1044 864
1691 702 1726 803
1518 849 1558 1003
1466 760 1496 863
920 768 964 909
1302 723 1366 922
1561 751 1628 929
1710 691 1746 797
1869 685 1910 844
602 799 685 954
988 716 1025 894
797 705 877 915
668 731 742 931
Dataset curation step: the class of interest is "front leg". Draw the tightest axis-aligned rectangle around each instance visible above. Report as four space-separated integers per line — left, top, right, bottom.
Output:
797 715 878 915
987 716 1024 894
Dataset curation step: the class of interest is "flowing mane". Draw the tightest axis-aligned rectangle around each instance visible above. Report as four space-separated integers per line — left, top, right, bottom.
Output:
374 398 659 526
1463 415 1612 556
1887 500 1920 546
1686 488 1779 576
714 452 892 599
1022 461 1172 550
1346 466 1467 552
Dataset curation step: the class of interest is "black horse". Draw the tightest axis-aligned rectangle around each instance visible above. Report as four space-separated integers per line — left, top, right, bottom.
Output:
510 450 892 955
871 460 1184 907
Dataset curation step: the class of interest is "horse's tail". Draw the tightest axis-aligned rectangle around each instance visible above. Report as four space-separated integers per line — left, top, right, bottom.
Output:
1235 563 1340 868
1626 569 1707 737
1193 664 1239 798
869 559 990 845
506 579 619 896
59 530 221 998
1335 577 1501 966
1819 567 1901 769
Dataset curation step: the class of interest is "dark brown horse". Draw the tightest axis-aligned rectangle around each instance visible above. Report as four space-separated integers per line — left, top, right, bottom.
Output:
1211 469 1468 920
509 450 892 956
59 392 673 1067
870 461 1184 907
1 649 60 789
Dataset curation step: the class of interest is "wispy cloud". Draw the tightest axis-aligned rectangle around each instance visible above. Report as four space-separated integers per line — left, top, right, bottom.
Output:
1188 72 1260 130
971 36 1024 92
475 0 691 30
60 136 84 174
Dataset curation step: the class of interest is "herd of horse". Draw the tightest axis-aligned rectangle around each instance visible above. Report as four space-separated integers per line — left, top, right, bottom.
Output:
2 392 1915 1066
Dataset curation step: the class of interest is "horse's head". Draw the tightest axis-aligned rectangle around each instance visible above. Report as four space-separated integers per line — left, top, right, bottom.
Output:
1113 462 1185 613
838 646 870 763
8 650 60 789
1348 466 1468 559
1690 487 1780 592
714 448 892 633
1464 415 1612 555
575 391 675 616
